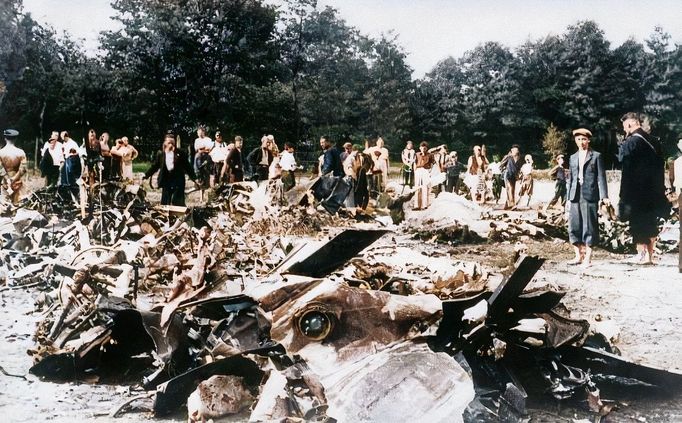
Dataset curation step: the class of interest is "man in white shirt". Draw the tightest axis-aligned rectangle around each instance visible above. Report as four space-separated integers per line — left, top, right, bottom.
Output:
279 142 298 191
40 131 64 186
209 131 229 185
61 131 82 158
193 126 213 190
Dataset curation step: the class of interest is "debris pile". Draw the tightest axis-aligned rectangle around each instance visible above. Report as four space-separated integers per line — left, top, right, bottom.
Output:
19 224 682 422
2 179 681 422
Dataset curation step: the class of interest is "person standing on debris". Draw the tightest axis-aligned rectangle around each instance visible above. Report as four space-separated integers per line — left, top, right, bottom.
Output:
279 142 299 191
40 131 64 187
617 112 669 264
401 140 416 188
224 136 244 183
99 132 113 180
413 141 434 210
144 133 197 206
209 131 229 186
59 146 82 201
247 136 274 182
347 144 371 209
430 145 448 196
340 142 352 163
371 137 390 192
193 126 213 191
444 151 461 193
500 144 523 209
111 136 138 181
60 131 81 158
84 129 103 191
516 154 534 207
465 145 488 204
0 129 27 204
544 154 568 212
567 128 609 267
320 136 343 176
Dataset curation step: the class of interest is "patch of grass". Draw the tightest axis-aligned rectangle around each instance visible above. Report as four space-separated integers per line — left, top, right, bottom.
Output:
133 161 151 173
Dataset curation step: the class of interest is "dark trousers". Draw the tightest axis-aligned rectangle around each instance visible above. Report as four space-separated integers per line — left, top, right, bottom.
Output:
402 167 414 187
110 157 122 179
58 185 79 203
568 187 599 246
161 184 186 206
445 169 459 193
548 180 567 208
228 170 243 183
355 173 369 209
255 165 269 182
212 161 225 183
282 170 295 191
45 169 59 187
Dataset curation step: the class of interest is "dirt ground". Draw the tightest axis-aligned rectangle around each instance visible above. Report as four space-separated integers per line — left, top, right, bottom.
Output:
1 175 680 422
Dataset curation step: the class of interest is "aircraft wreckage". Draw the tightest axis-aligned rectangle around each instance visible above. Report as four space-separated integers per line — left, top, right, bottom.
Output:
23 228 682 422
1 179 680 421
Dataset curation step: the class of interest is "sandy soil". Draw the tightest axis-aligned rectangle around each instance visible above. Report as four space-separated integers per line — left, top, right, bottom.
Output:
1 176 680 422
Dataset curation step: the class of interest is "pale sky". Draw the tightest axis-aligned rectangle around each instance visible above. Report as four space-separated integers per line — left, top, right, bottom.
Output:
22 0 682 78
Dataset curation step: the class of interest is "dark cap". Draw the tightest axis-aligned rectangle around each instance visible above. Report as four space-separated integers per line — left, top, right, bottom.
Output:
620 112 641 123
511 144 520 150
3 129 19 138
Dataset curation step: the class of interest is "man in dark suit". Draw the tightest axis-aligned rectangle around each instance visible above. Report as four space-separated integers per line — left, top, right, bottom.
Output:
567 128 609 267
618 112 668 264
246 136 273 182
320 135 342 176
144 133 196 206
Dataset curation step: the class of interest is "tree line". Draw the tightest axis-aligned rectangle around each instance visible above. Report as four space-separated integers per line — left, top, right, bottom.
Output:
1 0 681 166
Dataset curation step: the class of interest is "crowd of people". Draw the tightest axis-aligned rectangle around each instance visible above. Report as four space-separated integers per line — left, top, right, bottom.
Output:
0 111 677 267
35 129 141 199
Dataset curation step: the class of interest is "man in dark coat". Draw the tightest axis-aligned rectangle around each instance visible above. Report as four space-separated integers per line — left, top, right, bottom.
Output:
500 144 523 209
320 136 342 176
567 128 609 267
618 112 669 264
246 136 273 182
224 136 245 183
144 134 196 206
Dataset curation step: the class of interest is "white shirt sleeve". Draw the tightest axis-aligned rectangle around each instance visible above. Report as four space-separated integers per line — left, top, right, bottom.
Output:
279 151 297 171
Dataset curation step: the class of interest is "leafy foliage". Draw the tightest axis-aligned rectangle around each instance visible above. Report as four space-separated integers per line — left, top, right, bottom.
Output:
2 2 681 163
541 123 567 164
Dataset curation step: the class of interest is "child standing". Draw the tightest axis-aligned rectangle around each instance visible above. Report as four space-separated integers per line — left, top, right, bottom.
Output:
544 154 568 212
517 154 534 207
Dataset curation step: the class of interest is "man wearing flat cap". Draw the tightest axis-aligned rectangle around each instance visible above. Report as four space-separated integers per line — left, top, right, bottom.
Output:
566 128 609 267
0 129 28 204
617 113 669 264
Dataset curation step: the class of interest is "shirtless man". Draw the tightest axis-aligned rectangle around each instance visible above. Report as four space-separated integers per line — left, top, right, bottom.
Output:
0 129 28 204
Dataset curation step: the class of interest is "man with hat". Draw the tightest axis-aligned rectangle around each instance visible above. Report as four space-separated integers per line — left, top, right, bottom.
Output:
618 112 669 264
566 128 609 267
0 129 28 204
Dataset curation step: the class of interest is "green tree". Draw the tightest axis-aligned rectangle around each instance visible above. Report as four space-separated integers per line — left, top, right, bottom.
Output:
100 0 282 146
541 122 567 163
361 33 414 145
